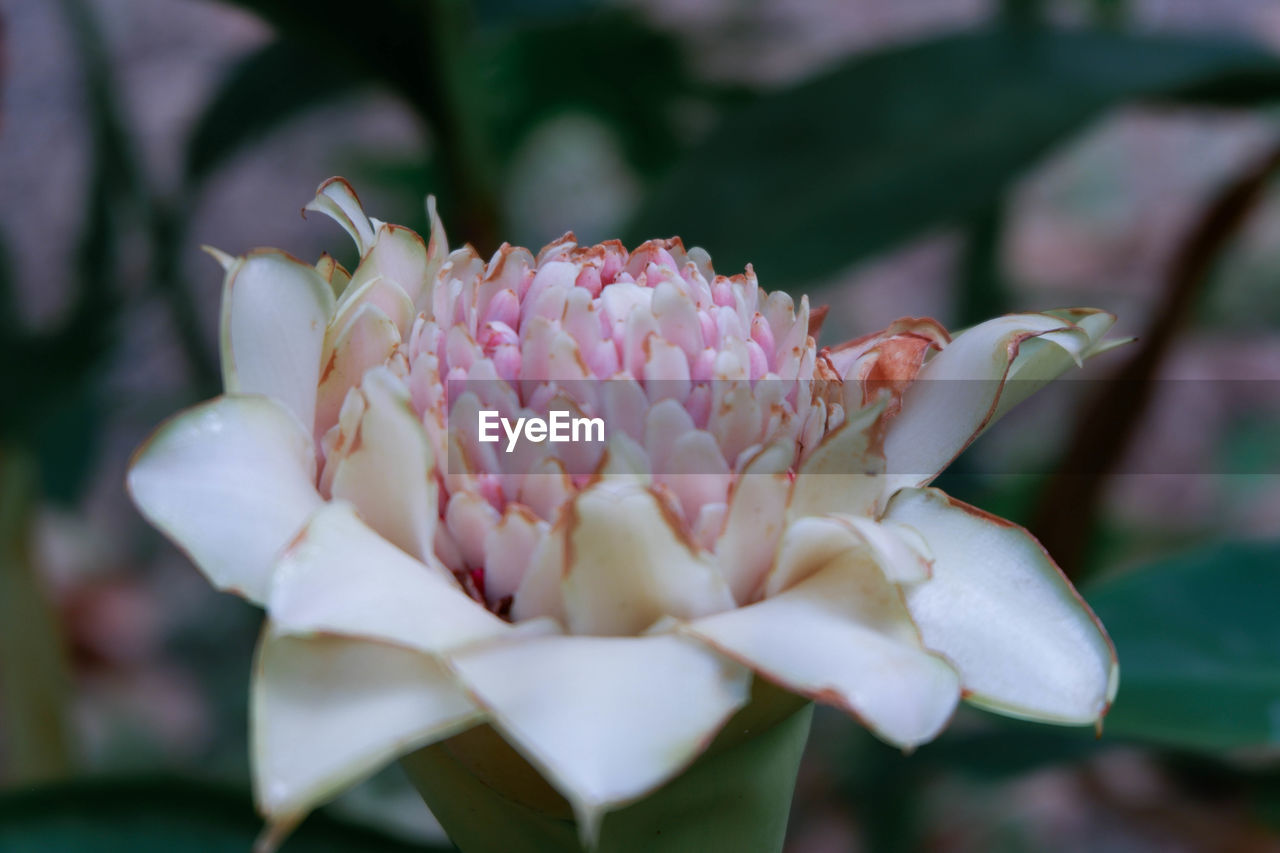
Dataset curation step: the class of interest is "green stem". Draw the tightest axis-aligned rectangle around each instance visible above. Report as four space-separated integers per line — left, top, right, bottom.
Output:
0 448 75 783
403 699 813 853
420 0 502 253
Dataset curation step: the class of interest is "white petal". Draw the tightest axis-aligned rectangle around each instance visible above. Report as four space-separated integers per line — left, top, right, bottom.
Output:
330 367 436 562
330 274 416 343
881 313 1080 494
305 177 376 255
314 253 351 298
759 513 928 594
253 631 479 820
483 506 546 604
992 309 1118 420
715 445 791 603
127 395 321 603
345 223 434 313
510 515 569 625
829 515 933 584
1042 308 1117 355
314 303 400 440
269 502 511 654
219 250 335 432
883 487 1118 723
789 396 888 520
451 633 751 845
760 516 859 598
562 484 735 636
688 553 960 747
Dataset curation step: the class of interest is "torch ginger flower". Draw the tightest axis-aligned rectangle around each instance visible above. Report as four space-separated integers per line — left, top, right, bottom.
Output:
129 179 1120 846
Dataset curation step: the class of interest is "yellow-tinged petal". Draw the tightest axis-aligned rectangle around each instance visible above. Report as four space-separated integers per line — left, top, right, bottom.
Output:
269 502 512 654
688 552 960 748
219 249 335 432
127 395 321 603
449 633 751 846
562 484 735 636
253 631 480 821
883 487 1118 724
330 367 436 562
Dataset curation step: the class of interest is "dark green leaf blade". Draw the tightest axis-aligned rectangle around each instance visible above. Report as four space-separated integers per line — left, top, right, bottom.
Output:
186 39 367 185
628 28 1280 288
473 9 705 177
216 0 438 113
0 777 457 852
1086 540 1280 752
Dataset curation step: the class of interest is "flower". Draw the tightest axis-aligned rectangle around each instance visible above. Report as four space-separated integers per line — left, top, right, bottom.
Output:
128 178 1120 845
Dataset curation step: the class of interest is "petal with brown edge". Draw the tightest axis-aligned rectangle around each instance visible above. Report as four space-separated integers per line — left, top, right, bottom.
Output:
561 483 735 636
883 487 1118 724
688 551 960 748
314 302 400 441
269 501 511 655
789 396 889 521
450 632 751 848
880 313 1084 495
330 367 436 563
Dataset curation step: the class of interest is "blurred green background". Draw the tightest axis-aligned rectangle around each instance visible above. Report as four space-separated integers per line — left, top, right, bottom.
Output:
1 0 1279 850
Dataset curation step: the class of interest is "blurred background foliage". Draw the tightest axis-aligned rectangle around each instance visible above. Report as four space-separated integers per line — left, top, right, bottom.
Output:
0 0 1279 849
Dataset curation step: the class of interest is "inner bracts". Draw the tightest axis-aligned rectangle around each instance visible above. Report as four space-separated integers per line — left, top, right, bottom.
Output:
312 226 942 620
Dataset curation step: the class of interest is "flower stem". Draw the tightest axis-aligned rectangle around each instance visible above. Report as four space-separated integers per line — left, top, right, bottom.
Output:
0 448 75 783
403 699 813 853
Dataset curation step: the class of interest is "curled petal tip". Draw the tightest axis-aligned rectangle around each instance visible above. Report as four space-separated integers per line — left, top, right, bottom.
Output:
305 176 376 255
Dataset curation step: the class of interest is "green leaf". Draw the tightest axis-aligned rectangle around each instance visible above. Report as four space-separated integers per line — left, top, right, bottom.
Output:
472 0 599 31
0 451 74 782
1085 540 1280 751
955 204 1010 328
921 721 1103 779
217 0 439 115
0 777 456 852
186 39 368 184
629 28 1280 288
473 9 706 177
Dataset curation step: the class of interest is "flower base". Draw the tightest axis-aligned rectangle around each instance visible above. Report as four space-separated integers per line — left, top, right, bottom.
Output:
402 691 813 853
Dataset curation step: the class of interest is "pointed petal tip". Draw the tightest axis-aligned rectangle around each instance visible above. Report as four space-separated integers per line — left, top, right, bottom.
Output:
200 244 236 271
573 801 605 852
252 815 300 853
